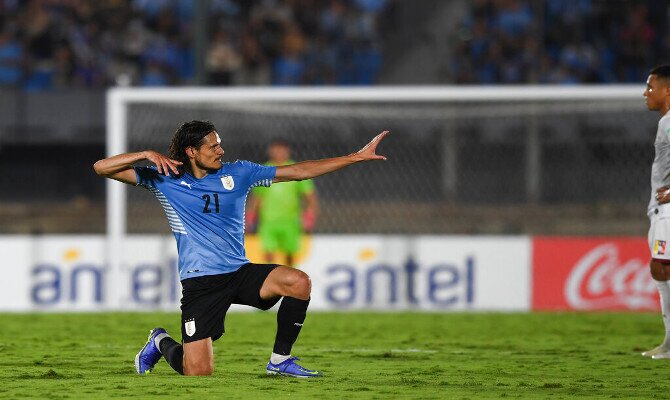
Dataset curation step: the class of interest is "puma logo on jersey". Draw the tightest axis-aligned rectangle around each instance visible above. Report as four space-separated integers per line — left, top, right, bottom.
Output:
180 180 192 189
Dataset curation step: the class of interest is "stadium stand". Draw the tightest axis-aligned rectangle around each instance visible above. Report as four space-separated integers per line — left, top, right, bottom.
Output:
450 0 665 84
0 0 389 89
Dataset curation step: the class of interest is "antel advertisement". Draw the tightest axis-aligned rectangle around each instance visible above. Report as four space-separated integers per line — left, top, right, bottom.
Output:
0 235 531 312
532 237 657 311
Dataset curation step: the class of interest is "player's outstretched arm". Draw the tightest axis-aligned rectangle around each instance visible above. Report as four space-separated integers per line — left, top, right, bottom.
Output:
93 150 182 185
274 131 388 183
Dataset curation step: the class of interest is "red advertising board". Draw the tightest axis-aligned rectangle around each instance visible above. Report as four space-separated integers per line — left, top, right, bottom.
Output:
532 237 657 311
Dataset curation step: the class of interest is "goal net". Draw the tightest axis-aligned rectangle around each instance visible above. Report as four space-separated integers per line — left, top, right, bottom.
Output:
107 86 650 241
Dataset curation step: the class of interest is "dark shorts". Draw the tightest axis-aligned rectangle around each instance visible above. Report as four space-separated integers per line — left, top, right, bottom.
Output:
180 263 280 343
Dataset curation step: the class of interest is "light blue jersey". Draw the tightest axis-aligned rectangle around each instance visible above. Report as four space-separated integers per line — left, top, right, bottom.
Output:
134 161 276 280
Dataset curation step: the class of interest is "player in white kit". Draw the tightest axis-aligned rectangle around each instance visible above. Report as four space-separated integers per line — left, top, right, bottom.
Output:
642 65 670 359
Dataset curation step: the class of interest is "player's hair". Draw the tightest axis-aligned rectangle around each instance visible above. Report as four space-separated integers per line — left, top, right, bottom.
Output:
269 137 291 147
650 65 670 80
168 120 217 174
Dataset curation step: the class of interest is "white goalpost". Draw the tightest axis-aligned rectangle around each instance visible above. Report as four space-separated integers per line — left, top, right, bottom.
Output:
105 85 645 305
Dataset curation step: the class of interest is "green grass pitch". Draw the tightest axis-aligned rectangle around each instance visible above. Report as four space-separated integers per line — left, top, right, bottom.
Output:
0 312 667 399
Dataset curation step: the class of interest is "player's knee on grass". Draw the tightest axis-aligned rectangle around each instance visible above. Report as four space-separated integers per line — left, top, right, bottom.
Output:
184 357 214 376
183 339 214 376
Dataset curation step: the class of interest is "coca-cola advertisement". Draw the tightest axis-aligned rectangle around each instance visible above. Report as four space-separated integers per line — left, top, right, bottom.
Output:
532 237 658 311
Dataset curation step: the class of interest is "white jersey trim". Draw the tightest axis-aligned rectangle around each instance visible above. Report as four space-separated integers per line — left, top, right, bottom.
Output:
140 184 188 234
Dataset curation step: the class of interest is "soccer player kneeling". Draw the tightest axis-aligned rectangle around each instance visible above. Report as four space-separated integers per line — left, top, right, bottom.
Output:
93 121 388 376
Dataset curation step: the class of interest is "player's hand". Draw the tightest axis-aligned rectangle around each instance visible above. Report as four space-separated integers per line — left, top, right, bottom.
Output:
143 150 182 176
354 131 389 161
657 186 670 204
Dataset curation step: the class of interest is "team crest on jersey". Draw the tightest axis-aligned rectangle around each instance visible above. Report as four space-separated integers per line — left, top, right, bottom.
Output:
184 319 196 337
220 175 235 190
655 240 667 255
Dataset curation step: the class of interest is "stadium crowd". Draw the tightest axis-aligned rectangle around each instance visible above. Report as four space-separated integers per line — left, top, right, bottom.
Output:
0 0 387 89
0 0 665 89
451 0 666 84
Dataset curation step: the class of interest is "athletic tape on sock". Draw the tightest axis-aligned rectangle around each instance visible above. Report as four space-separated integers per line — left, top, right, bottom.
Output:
270 353 291 365
154 332 170 353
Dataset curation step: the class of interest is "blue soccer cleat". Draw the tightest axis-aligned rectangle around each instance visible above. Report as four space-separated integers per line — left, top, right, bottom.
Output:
134 327 166 374
266 357 322 378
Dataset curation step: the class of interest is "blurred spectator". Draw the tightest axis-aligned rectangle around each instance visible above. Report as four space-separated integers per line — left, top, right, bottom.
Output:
354 0 388 13
52 41 75 88
320 0 347 41
618 4 655 82
235 29 271 85
303 34 337 84
272 22 307 85
0 21 23 86
206 28 242 85
495 0 533 38
351 40 381 84
21 0 56 90
140 60 170 86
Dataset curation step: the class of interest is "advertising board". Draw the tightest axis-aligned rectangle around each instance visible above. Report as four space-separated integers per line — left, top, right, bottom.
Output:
531 237 655 311
0 235 531 312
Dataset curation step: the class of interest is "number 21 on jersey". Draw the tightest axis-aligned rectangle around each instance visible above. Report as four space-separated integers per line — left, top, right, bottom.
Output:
202 194 219 213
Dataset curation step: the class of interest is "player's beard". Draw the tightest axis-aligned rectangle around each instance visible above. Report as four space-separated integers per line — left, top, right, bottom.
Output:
196 158 221 172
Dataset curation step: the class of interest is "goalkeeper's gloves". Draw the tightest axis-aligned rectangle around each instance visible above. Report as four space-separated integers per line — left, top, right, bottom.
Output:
302 210 316 233
245 211 257 233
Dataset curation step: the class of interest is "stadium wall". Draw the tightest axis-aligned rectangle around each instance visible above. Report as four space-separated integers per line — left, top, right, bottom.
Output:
0 235 654 312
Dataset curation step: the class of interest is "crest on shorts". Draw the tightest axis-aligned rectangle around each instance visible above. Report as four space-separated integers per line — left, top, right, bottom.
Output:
655 240 667 255
185 319 196 337
220 175 234 190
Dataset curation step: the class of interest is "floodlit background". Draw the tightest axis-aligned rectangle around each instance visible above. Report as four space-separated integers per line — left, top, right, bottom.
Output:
0 0 662 312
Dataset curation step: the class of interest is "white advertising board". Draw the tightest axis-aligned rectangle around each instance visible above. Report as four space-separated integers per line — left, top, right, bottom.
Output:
303 235 531 311
0 235 531 312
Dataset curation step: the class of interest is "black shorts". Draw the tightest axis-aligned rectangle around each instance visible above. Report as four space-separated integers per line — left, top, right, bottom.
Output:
180 263 279 343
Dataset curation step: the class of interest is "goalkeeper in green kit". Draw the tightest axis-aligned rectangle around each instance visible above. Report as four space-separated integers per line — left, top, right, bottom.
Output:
247 139 318 266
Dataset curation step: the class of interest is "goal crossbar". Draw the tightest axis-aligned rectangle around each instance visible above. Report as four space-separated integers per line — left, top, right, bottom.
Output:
105 85 644 308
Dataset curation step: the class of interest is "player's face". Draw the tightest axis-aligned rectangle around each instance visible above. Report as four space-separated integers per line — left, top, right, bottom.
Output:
194 131 224 170
644 74 667 111
268 143 290 164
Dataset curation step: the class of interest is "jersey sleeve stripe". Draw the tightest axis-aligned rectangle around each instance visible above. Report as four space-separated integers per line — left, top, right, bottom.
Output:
144 185 188 234
250 178 272 188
